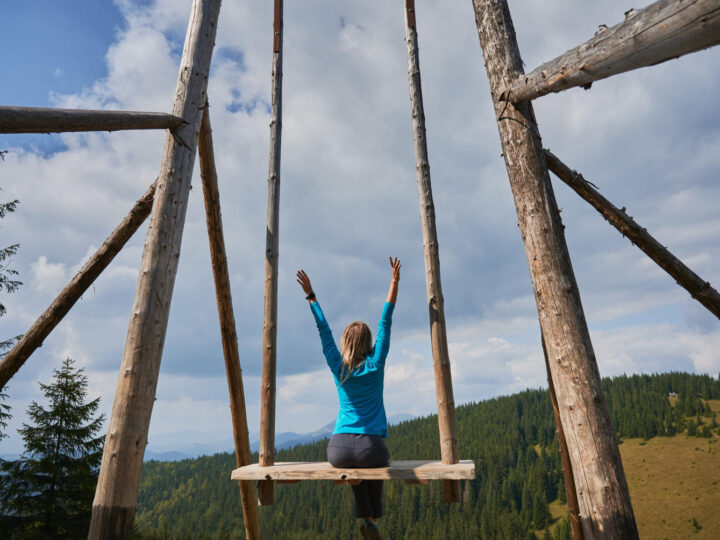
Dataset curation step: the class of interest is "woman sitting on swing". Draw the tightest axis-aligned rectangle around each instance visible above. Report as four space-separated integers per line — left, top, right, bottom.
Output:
296 257 400 540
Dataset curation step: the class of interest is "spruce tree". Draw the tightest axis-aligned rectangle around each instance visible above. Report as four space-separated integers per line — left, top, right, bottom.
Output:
1 188 22 355
0 358 105 537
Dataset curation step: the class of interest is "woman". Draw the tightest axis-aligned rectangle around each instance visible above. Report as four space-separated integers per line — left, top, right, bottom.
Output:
296 257 400 540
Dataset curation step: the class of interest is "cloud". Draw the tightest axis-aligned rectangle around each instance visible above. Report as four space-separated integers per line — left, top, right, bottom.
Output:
2 0 718 454
31 256 68 294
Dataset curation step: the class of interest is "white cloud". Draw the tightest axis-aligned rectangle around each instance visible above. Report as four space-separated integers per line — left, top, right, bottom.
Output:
2 0 719 456
31 256 68 294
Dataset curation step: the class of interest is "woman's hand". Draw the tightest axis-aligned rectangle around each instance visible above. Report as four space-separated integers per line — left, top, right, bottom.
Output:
296 270 315 298
386 257 401 304
389 257 401 282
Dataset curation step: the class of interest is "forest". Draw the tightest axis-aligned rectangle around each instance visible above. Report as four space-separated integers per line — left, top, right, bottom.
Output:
132 372 720 539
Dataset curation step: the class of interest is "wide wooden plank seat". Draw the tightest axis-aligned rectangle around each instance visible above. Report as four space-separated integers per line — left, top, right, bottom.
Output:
231 460 475 482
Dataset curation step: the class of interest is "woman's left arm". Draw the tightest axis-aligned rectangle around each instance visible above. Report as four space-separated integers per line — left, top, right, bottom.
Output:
297 270 342 373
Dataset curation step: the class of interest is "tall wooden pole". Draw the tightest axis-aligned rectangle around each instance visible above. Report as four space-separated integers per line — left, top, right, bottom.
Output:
0 182 155 390
471 1 638 537
542 333 584 540
403 0 460 503
198 106 260 540
88 1 222 537
258 0 283 507
544 149 720 319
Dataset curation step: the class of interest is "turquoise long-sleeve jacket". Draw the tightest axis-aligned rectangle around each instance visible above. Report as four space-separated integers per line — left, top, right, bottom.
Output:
310 301 394 437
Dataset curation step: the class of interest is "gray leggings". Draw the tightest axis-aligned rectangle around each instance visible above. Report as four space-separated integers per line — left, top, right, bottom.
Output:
327 433 390 519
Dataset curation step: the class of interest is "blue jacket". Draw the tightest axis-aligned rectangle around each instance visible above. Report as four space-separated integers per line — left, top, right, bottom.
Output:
310 301 394 437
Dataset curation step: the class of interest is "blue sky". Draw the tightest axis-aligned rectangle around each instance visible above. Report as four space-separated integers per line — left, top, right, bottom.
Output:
1 0 719 456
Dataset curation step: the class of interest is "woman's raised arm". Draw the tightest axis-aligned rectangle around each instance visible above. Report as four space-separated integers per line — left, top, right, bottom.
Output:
296 269 317 303
386 257 401 305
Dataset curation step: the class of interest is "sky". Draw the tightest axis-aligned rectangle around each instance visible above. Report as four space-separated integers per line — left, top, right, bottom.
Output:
1 0 719 456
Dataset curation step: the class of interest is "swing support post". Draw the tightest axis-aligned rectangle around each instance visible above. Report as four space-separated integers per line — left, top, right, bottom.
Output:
258 0 284 507
403 0 460 503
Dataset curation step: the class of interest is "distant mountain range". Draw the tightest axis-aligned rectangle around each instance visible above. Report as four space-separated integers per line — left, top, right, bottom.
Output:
143 413 415 462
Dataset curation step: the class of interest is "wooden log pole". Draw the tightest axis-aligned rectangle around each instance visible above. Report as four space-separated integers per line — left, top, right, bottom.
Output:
0 182 156 390
258 0 283 507
542 332 584 540
471 1 639 537
545 149 720 319
88 1 222 537
501 0 720 103
198 105 260 540
403 0 460 503
0 106 185 133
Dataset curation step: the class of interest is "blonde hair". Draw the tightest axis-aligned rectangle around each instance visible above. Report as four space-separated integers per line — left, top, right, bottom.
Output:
339 321 372 384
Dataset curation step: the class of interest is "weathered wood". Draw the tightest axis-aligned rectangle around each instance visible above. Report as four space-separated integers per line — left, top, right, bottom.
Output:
403 0 460 504
502 0 720 103
472 1 639 538
0 106 185 133
231 460 476 481
545 149 720 319
198 106 260 540
542 333 584 540
258 0 283 507
88 1 222 538
0 183 155 390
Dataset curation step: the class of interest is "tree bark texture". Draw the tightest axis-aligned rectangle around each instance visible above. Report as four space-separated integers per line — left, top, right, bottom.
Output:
502 0 720 103
0 106 184 133
404 0 460 503
88 1 222 538
471 1 639 537
198 106 260 540
0 183 155 391
258 0 283 507
545 149 720 319
542 333 584 540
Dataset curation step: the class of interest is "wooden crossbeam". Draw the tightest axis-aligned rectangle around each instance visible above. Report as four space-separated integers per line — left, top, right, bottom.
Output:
501 0 720 103
231 460 475 482
0 106 185 133
545 149 720 319
0 182 156 390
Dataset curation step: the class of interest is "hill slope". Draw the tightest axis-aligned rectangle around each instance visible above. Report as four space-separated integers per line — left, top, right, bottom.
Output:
133 372 720 539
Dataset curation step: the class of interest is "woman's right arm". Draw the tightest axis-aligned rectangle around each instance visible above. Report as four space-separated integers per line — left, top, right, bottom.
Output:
375 258 400 366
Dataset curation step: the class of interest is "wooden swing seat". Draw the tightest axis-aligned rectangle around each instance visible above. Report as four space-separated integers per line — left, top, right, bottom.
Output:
231 460 475 484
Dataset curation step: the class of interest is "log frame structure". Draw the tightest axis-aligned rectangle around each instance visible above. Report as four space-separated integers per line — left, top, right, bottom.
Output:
88 0 222 537
501 0 720 103
258 0 284 507
472 0 639 537
0 106 185 133
403 0 460 503
0 182 156 390
198 106 260 540
544 149 720 320
1 0 718 537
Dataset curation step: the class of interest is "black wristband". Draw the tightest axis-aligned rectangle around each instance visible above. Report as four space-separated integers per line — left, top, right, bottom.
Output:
306 292 316 300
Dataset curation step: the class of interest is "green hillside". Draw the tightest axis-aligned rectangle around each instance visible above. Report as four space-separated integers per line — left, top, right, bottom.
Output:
133 373 720 539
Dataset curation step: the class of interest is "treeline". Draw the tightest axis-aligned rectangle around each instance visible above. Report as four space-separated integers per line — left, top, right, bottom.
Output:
133 372 720 539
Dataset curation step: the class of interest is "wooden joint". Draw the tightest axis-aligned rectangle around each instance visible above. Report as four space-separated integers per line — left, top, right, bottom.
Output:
273 0 282 53
405 0 416 28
